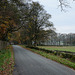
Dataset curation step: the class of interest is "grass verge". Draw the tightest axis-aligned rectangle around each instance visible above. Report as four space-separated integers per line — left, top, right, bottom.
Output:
0 45 14 75
21 45 75 70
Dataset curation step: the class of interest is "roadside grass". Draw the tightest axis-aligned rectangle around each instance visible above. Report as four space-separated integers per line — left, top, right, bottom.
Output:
0 45 14 75
38 46 75 52
0 46 11 70
21 45 75 70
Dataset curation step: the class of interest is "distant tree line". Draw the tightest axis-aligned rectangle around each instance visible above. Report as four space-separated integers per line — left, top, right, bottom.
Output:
42 33 75 46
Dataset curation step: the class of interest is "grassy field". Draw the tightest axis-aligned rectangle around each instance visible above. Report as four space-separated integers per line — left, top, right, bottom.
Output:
21 45 75 70
38 46 75 52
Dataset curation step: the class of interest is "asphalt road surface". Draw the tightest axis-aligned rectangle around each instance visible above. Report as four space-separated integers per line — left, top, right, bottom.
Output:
13 45 75 75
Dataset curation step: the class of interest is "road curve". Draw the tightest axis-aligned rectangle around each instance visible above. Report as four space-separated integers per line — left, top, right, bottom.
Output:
13 45 75 75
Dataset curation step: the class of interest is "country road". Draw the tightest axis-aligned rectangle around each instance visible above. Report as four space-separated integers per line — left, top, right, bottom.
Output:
13 45 75 75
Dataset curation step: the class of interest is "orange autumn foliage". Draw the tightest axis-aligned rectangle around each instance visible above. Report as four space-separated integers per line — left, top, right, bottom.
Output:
0 16 17 40
0 24 8 34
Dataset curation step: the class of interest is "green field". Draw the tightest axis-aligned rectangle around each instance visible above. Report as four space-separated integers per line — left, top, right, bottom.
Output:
38 46 75 52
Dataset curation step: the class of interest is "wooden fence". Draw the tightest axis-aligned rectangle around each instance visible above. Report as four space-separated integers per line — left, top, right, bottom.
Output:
0 41 9 50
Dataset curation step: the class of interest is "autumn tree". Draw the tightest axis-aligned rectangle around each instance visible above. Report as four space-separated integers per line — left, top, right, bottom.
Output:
0 0 27 41
15 2 55 46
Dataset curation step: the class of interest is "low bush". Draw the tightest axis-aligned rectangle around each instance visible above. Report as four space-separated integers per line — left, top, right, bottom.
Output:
71 55 75 62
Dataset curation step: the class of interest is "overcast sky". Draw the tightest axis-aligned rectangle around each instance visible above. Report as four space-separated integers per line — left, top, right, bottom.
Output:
33 0 75 34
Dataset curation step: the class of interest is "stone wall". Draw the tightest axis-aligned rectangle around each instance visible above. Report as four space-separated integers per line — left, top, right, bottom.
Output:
0 41 9 50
